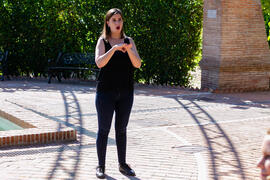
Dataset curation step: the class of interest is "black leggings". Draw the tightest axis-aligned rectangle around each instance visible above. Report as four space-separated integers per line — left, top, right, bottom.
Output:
95 90 133 166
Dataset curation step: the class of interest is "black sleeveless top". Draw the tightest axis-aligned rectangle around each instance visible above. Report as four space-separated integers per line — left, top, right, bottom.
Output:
96 38 135 92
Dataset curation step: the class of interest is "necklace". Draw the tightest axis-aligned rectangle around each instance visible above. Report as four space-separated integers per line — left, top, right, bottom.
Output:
108 37 124 46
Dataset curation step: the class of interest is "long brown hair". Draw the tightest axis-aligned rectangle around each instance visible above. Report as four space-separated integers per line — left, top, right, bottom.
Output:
101 8 125 40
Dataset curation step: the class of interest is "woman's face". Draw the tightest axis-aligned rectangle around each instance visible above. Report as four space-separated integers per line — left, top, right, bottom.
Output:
107 13 123 35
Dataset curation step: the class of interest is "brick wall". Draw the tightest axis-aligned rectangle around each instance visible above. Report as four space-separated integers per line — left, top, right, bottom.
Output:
200 0 270 92
0 130 77 147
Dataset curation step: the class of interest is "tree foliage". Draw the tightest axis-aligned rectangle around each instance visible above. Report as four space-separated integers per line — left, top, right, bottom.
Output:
262 0 270 46
0 0 203 86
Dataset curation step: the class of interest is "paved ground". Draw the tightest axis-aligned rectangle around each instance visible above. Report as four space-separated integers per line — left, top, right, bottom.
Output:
0 80 270 180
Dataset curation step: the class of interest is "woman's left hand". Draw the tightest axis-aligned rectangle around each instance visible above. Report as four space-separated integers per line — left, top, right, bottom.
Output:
124 37 141 68
124 43 132 51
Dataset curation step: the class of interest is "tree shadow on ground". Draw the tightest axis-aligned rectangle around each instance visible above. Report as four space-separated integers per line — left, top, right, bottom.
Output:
172 96 247 180
4 87 115 179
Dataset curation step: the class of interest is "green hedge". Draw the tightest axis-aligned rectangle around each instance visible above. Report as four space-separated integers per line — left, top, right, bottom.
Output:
0 0 203 86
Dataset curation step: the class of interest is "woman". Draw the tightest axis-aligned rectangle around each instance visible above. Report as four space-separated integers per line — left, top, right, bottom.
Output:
95 8 141 179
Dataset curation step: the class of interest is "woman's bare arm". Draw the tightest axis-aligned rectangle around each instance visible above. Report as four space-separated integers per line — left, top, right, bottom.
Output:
95 38 125 68
126 37 141 68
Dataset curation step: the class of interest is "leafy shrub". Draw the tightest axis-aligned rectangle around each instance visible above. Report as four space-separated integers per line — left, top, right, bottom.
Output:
0 0 203 86
262 0 270 47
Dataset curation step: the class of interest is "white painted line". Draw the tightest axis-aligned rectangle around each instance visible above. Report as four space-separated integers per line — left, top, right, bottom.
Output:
181 115 270 127
162 128 190 145
162 128 208 180
194 153 208 180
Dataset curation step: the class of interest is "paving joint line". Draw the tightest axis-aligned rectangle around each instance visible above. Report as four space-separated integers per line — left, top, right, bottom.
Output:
128 115 270 132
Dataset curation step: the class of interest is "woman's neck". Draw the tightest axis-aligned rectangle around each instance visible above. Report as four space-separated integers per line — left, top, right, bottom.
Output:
110 33 121 39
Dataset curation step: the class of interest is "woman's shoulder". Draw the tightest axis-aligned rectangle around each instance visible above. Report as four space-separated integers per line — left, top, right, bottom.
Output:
98 36 106 42
124 36 132 40
124 36 135 44
97 36 108 44
96 37 107 49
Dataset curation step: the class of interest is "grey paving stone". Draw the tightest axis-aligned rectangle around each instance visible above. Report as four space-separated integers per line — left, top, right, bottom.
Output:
0 80 269 179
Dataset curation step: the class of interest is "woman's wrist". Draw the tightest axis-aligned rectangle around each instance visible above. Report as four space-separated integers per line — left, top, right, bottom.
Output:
126 48 132 53
111 46 117 53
